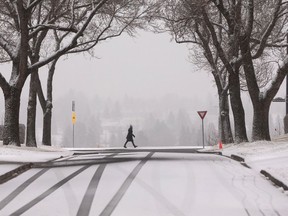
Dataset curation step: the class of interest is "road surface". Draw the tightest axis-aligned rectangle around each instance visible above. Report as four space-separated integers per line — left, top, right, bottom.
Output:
0 148 287 216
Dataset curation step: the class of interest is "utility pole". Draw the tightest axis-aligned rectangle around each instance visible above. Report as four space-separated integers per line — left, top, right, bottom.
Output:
72 101 76 147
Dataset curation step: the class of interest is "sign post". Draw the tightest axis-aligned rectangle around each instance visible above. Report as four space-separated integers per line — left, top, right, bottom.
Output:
72 101 76 148
197 111 207 148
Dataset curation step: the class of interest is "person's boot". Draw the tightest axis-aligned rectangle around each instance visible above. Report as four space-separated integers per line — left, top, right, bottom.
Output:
124 145 127 148
133 145 137 148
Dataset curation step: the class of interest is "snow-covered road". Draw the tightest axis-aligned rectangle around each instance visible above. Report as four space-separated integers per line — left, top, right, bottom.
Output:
0 151 288 216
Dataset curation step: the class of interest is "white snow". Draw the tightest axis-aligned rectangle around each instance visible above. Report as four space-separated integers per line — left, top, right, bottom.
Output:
0 142 73 163
0 141 288 215
1 140 288 189
1 140 288 188
209 140 288 189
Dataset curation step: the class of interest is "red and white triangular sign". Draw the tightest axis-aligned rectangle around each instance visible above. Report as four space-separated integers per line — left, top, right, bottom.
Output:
197 111 207 119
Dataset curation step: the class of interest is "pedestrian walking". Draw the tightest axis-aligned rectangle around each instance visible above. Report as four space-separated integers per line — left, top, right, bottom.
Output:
124 125 137 148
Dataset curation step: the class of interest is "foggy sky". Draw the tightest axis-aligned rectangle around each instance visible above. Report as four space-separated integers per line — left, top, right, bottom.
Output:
52 31 216 101
0 31 287 142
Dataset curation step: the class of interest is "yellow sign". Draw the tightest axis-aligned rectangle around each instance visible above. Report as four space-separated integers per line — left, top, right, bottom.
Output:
72 112 76 124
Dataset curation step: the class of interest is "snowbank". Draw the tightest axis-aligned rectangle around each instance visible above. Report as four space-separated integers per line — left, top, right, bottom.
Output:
0 142 72 163
220 141 288 190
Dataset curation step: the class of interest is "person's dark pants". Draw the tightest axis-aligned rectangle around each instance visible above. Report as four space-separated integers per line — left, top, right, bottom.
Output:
124 140 136 148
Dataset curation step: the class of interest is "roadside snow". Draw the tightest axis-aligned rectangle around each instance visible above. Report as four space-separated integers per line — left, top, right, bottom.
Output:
0 142 72 163
1 140 288 191
0 142 73 177
219 141 288 190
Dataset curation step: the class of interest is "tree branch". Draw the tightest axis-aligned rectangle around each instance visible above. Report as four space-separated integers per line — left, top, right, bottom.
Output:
265 55 288 101
27 0 43 11
245 0 254 37
29 24 78 34
35 72 46 111
0 72 10 94
0 36 15 59
211 0 234 33
28 0 108 71
252 0 282 59
201 8 234 74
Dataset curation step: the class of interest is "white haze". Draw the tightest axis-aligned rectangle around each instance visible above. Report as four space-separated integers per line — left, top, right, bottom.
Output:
0 31 287 147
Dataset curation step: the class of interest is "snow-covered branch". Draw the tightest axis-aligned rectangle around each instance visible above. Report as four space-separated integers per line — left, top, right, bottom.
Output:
0 35 15 59
252 0 282 59
0 72 10 94
202 8 234 74
27 0 43 11
28 0 108 71
30 24 78 34
265 55 288 101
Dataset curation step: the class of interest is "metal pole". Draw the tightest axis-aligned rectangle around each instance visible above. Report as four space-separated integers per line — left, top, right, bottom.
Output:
202 119 205 148
72 100 75 147
73 124 75 148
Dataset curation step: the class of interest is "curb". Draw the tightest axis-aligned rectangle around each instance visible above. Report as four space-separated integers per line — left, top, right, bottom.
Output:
260 170 288 191
0 156 69 184
196 151 222 155
230 154 287 191
0 163 33 184
230 154 251 168
231 154 245 162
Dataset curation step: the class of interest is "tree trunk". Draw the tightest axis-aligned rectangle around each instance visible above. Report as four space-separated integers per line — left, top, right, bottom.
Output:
39 59 58 146
252 101 271 141
209 69 234 144
218 91 234 144
26 73 37 147
229 71 248 143
240 35 272 141
42 102 52 146
3 87 21 146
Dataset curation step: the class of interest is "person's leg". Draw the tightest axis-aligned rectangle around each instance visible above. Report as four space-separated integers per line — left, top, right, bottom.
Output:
132 140 137 148
124 140 128 148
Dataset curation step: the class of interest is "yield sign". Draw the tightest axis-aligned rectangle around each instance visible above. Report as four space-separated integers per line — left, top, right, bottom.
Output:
197 111 207 119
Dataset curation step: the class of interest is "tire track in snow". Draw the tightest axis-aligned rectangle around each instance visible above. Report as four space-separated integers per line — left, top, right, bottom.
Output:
76 153 118 216
9 165 91 216
131 169 187 216
99 152 154 216
251 176 281 216
0 168 49 210
76 164 106 216
211 159 252 216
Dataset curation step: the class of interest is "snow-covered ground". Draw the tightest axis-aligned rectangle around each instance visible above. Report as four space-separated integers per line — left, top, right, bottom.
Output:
0 143 72 163
208 140 288 190
0 141 288 215
1 140 288 189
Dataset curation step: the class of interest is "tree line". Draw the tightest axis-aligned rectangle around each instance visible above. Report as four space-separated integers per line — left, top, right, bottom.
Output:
60 107 217 148
0 0 288 147
151 0 288 143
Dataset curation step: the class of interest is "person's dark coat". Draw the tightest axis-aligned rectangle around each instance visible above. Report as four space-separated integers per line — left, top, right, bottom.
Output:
126 127 135 141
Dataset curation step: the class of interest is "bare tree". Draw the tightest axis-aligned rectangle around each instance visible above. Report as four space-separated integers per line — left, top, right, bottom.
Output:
152 0 240 143
155 0 288 142
203 0 288 141
237 0 288 140
0 0 154 146
33 0 153 146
